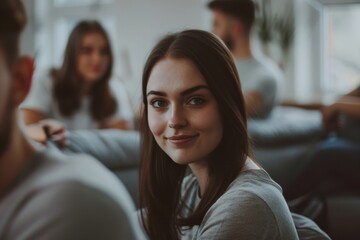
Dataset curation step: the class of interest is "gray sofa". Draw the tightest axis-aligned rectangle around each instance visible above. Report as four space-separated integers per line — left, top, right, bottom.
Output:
248 106 325 189
62 130 141 206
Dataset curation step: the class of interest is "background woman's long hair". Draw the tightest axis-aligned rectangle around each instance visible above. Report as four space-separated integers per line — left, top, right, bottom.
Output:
51 20 116 121
139 30 251 240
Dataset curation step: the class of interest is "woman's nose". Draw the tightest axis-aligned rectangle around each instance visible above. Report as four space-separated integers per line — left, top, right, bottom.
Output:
168 105 187 129
92 52 101 62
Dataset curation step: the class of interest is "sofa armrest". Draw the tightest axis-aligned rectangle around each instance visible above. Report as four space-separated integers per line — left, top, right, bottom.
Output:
62 130 140 170
248 106 325 146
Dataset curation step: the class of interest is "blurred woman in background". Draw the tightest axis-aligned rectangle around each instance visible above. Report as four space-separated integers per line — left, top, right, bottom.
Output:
21 20 134 144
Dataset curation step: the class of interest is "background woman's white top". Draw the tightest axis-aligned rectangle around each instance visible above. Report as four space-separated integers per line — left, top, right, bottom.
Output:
21 69 134 130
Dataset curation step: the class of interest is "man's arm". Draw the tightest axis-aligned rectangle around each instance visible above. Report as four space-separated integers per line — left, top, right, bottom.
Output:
244 75 277 118
323 99 360 122
342 86 360 98
244 91 265 118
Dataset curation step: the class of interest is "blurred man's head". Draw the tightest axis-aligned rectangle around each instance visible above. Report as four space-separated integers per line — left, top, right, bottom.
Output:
208 0 255 50
0 0 26 66
0 0 28 156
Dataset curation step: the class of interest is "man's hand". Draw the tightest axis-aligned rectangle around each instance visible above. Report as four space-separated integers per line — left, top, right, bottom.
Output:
244 91 264 118
101 119 133 130
322 104 340 131
25 119 68 147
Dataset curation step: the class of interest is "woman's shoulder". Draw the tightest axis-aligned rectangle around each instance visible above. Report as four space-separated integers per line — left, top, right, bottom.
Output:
108 77 127 92
20 67 56 111
32 67 56 88
198 169 297 239
214 169 289 215
223 169 285 205
181 168 284 208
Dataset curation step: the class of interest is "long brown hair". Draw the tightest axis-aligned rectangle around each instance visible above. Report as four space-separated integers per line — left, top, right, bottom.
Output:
139 30 251 240
51 20 116 121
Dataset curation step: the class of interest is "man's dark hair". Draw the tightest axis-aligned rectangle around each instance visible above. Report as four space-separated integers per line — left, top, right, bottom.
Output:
0 0 26 66
208 0 255 34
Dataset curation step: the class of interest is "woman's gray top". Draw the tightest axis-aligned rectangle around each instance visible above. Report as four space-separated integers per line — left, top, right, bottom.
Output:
180 169 298 240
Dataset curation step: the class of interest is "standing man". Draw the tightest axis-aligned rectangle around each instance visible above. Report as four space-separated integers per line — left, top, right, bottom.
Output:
0 1 144 239
208 0 282 118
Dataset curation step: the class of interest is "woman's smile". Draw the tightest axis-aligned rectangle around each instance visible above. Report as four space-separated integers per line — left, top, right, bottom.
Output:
165 134 199 147
147 57 223 166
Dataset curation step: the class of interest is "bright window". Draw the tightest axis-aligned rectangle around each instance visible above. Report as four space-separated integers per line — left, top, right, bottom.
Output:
323 4 360 94
53 0 113 7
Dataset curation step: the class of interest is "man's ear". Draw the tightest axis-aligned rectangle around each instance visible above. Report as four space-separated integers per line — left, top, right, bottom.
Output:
12 56 35 106
233 20 245 36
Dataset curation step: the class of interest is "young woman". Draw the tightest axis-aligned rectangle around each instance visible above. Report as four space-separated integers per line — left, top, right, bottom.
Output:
21 21 134 143
139 30 298 239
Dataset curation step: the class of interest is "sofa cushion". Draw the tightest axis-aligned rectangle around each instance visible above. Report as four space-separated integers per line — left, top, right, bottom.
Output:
248 106 325 147
63 130 140 170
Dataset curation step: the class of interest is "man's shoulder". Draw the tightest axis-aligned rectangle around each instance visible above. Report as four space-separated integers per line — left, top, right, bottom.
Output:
0 150 141 240
33 150 131 200
253 56 283 82
0 149 133 213
235 56 282 86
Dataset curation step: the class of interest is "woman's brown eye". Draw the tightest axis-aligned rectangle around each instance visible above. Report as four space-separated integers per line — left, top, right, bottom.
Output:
100 48 109 56
189 97 205 105
81 47 92 54
151 100 167 108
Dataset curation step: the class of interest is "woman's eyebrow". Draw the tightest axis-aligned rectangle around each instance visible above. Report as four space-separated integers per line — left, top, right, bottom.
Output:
181 85 209 96
146 85 209 97
147 91 166 97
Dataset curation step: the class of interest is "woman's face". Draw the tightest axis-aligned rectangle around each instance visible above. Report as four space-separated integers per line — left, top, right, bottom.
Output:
146 57 223 166
77 32 110 83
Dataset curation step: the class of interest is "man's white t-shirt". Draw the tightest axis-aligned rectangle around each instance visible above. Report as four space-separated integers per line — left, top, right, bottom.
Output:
235 56 283 118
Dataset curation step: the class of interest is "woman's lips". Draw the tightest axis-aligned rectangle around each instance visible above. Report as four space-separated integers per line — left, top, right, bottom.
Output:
166 134 199 146
91 67 102 74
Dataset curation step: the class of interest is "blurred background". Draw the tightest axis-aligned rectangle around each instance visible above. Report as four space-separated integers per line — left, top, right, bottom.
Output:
20 0 360 111
17 1 360 239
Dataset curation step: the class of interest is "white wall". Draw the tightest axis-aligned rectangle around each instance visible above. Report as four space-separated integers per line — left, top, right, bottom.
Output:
21 0 36 56
293 0 323 101
111 0 210 107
